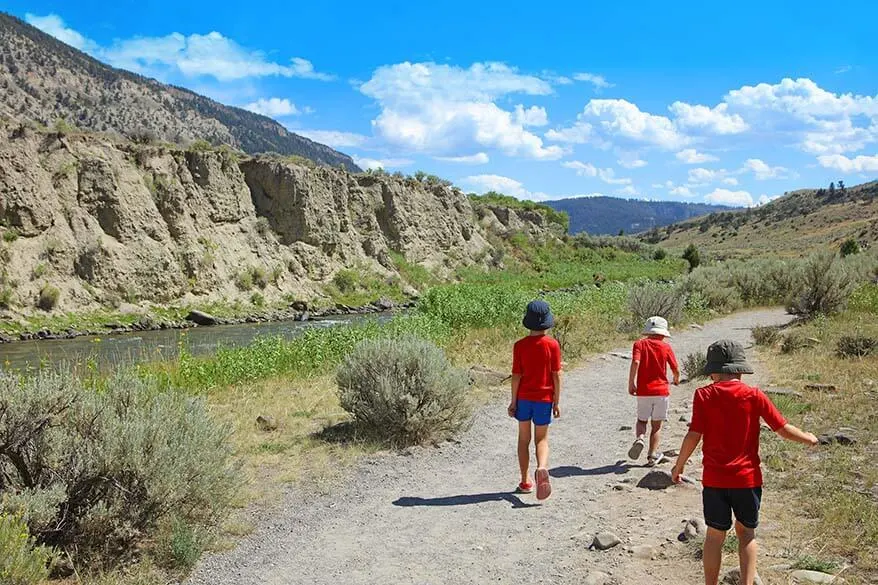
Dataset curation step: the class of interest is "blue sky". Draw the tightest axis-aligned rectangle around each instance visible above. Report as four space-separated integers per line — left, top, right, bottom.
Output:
8 0 878 206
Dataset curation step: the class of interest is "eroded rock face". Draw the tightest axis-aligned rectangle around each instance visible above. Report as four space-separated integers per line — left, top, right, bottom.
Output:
0 123 558 315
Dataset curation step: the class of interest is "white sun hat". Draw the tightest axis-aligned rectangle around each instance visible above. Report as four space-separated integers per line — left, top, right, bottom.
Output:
643 316 671 337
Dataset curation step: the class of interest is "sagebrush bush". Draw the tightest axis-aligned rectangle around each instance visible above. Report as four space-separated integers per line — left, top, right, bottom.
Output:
36 284 59 311
781 333 809 354
836 335 877 358
626 281 685 327
336 336 472 446
682 352 707 380
0 370 237 568
752 325 781 346
0 514 53 585
788 252 855 317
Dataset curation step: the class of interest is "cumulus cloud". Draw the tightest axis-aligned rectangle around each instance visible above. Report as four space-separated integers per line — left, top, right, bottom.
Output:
573 72 614 90
723 177 739 186
618 154 648 168
244 98 302 117
360 62 563 160
670 186 695 198
354 157 413 170
668 102 749 134
705 188 754 207
676 149 719 164
26 13 335 82
435 152 490 164
616 185 639 196
688 167 726 185
743 158 791 180
296 130 370 148
562 161 632 185
817 153 878 173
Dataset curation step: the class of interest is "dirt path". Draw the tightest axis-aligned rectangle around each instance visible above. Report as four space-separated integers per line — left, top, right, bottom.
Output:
187 309 792 585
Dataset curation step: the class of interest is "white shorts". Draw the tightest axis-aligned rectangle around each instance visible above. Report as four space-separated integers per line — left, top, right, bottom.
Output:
636 396 669 422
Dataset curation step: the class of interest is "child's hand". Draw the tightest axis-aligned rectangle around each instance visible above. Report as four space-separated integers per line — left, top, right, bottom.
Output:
553 403 561 418
628 385 637 396
671 464 683 484
804 432 819 447
507 402 517 418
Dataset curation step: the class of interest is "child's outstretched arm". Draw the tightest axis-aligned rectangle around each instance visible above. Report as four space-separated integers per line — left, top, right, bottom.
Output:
552 371 562 418
776 423 818 446
672 431 702 483
508 375 522 417
628 360 639 395
669 349 680 385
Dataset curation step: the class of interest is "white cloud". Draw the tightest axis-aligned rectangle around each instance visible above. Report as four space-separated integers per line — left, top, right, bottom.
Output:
573 72 614 90
704 188 754 207
244 98 302 117
676 149 719 164
25 13 99 53
296 130 370 148
548 99 688 150
360 62 563 160
670 186 695 198
26 13 335 82
616 185 639 196
722 177 739 186
460 174 531 198
668 102 749 135
688 167 724 185
435 152 490 164
758 194 781 205
743 158 791 180
514 105 549 127
562 161 631 185
817 153 878 173
835 65 852 74
354 157 414 170
618 154 648 168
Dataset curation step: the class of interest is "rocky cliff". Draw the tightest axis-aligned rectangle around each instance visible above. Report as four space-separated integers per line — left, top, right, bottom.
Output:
0 121 558 317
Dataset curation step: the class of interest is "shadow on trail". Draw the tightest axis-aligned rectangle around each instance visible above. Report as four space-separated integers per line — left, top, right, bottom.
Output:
393 492 538 509
550 460 631 478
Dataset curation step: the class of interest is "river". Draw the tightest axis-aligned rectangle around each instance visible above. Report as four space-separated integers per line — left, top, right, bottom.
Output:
0 314 381 372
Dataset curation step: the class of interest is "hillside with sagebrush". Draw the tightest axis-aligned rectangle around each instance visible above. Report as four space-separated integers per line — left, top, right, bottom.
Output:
545 196 730 235
650 181 878 258
0 13 360 171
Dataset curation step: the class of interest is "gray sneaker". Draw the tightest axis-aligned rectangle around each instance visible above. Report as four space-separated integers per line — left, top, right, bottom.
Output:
628 437 645 460
646 452 666 467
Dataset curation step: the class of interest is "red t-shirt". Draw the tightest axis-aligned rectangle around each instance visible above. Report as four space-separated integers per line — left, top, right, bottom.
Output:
632 337 678 396
689 380 787 488
512 335 562 403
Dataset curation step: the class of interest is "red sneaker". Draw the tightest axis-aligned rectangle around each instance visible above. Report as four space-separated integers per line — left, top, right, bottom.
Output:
535 468 552 500
515 481 534 494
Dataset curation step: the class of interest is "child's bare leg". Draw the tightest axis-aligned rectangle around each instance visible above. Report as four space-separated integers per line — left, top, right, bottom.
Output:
517 421 532 483
648 420 663 456
534 424 549 470
735 522 757 585
703 526 726 585
635 419 648 439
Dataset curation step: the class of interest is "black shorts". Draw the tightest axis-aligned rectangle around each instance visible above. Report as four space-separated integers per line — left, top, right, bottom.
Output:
702 487 762 531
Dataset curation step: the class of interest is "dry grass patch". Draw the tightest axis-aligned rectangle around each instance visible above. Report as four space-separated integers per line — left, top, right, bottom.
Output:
757 310 878 583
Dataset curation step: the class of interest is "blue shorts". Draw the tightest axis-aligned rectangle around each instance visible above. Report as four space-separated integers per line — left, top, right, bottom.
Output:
515 399 553 426
703 487 762 531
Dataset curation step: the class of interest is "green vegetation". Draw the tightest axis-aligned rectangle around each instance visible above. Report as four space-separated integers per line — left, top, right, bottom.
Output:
682 243 701 271
0 514 54 585
36 284 60 311
336 336 472 446
682 352 708 381
840 238 861 257
188 139 213 152
3 228 18 243
469 191 569 231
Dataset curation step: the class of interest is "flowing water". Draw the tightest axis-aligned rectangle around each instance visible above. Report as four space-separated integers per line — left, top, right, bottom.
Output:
0 314 381 372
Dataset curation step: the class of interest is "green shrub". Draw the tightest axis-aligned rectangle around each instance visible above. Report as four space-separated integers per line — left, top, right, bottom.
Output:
0 370 236 568
0 514 53 585
469 191 569 231
31 263 47 280
626 281 685 327
652 248 667 261
36 284 60 311
235 271 253 291
751 325 781 346
836 335 877 358
781 333 809 354
682 352 707 380
682 244 701 271
788 252 855 317
0 286 12 309
250 292 265 307
154 516 203 571
332 269 358 294
336 336 472 446
188 139 213 152
3 229 18 243
840 238 860 257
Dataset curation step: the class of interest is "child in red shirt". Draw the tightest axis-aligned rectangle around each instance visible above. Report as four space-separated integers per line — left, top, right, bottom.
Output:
672 340 817 585
627 316 680 466
507 300 562 501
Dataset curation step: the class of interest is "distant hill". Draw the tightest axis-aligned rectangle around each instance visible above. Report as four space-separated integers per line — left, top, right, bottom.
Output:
544 196 730 235
652 181 878 258
0 13 360 171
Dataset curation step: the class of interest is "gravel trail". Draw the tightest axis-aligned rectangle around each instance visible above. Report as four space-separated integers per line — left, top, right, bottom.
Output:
188 309 792 585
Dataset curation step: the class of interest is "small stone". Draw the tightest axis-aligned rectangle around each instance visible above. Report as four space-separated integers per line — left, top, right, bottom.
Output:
591 532 621 551
609 352 632 360
689 323 704 330
289 300 308 312
790 570 845 584
679 415 691 423
402 285 420 299
721 568 764 585
256 415 278 432
584 571 611 585
631 544 656 560
637 470 675 490
834 432 856 446
680 518 706 541
619 425 633 431
371 298 395 311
